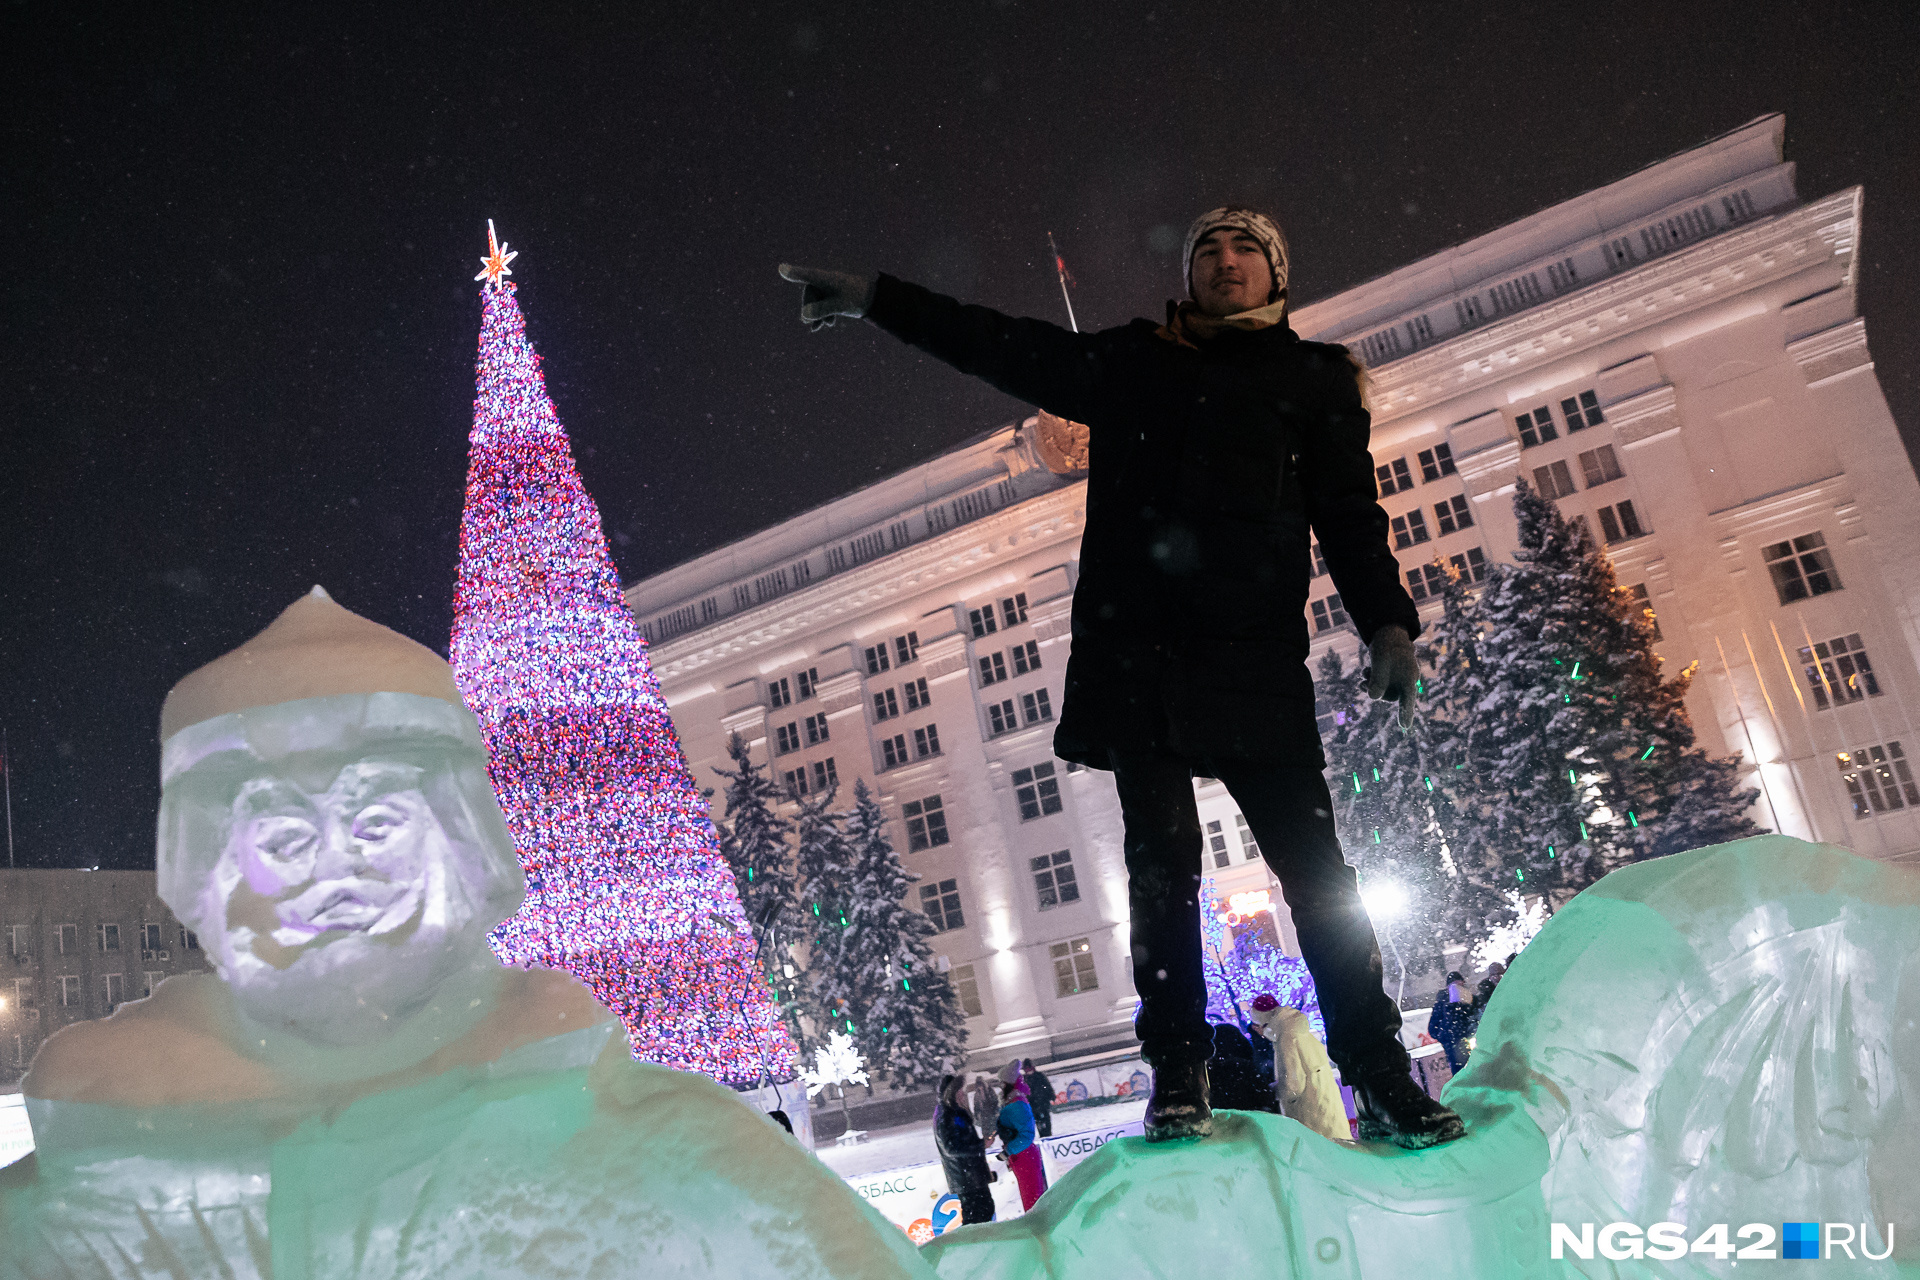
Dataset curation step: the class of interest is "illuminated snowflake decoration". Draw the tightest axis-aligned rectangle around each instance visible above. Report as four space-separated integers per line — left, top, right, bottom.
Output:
801 1030 870 1098
449 251 795 1084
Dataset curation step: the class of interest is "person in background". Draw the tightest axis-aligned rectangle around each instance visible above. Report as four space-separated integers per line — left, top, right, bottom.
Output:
1475 961 1507 1009
1429 972 1477 1072
970 1075 999 1132
1022 1059 1055 1138
933 1074 996 1225
767 1109 796 1137
1206 1022 1280 1114
993 1071 1048 1211
1248 994 1348 1141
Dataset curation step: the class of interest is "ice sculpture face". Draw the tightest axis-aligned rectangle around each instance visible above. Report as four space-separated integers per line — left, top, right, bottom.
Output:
159 691 525 1050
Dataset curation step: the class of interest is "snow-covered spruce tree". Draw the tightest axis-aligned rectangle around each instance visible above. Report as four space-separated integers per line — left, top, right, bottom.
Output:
837 779 969 1090
790 782 860 1051
713 732 806 1050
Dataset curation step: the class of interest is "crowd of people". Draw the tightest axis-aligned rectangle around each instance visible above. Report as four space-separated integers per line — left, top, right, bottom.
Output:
1425 957 1513 1072
934 1058 1056 1223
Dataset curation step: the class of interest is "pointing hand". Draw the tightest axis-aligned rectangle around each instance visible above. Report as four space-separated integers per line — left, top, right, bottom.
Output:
1366 625 1421 729
778 263 878 331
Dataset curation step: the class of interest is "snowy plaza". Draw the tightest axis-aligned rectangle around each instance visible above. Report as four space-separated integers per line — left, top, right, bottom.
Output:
6 8 1920 1278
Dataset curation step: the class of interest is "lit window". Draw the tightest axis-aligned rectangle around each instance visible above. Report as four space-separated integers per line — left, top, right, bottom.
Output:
1577 444 1624 488
1012 640 1041 675
1001 594 1029 627
1449 547 1489 583
951 963 984 1016
903 795 949 850
1234 813 1261 861
1021 689 1053 724
1763 533 1842 604
1205 820 1230 868
904 677 930 711
1049 938 1099 996
1012 762 1063 820
1627 583 1662 640
988 699 1017 736
1391 510 1431 549
921 879 965 932
1837 742 1919 818
1799 634 1881 711
1310 594 1349 633
1418 443 1457 482
1561 389 1606 431
1532 460 1577 500
873 688 899 721
1031 850 1080 910
1516 405 1558 448
978 652 1008 685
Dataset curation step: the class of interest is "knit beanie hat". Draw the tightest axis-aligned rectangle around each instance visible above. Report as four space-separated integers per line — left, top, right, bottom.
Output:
1183 207 1290 304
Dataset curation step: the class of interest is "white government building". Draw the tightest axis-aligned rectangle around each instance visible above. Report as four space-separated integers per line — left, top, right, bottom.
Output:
627 114 1920 1071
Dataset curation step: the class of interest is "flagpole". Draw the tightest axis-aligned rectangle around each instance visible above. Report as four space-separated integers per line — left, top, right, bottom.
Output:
3 729 13 869
1047 232 1079 333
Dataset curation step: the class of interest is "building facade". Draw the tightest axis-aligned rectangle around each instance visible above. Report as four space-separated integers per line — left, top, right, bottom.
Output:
625 114 1920 1068
0 869 216 1090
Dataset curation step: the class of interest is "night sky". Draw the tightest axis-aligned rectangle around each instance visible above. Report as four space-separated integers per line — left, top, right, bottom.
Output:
5 2 1916 871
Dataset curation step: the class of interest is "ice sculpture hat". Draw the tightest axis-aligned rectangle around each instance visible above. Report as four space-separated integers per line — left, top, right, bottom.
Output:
155 587 524 1018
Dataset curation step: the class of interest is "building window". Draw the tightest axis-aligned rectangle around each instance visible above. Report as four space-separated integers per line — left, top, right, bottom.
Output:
775 722 801 755
988 699 1018 735
1375 457 1414 496
1001 594 1029 627
101 973 126 1013
5 926 27 958
768 677 793 708
1532 460 1578 500
904 677 930 711
783 767 809 796
914 724 941 758
1049 938 1099 996
1595 500 1646 543
1433 495 1474 535
1012 640 1042 675
978 652 1008 685
1418 443 1457 482
950 963 984 1016
803 712 830 746
96 923 120 953
813 759 839 791
1449 547 1489 583
1516 405 1558 448
864 643 892 676
1031 850 1080 910
60 975 81 1008
1406 563 1448 601
141 923 164 952
882 734 909 769
1013 762 1064 820
1310 594 1349 633
1578 444 1624 488
1391 510 1430 548
874 688 900 721
1800 634 1881 711
1314 696 1338 736
921 879 965 932
1022 689 1053 724
1205 820 1231 868
1561 389 1606 431
180 927 200 951
1234 813 1261 861
796 667 819 699
1627 583 1663 640
1837 742 1919 818
13 979 34 1013
1310 541 1328 577
893 632 921 666
1764 533 1842 604
57 924 78 956
142 971 164 998
904 795 950 850
968 605 999 638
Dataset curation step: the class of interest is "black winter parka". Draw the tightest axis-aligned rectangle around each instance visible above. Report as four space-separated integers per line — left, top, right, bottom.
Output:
867 275 1419 771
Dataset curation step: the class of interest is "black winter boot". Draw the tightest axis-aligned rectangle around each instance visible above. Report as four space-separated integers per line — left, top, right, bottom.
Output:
1143 1059 1212 1143
1350 1068 1465 1149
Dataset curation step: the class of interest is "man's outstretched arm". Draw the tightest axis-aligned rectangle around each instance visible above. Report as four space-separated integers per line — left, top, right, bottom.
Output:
779 265 1112 427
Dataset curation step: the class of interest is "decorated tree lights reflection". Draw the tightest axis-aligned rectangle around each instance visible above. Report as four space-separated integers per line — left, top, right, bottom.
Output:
450 223 796 1083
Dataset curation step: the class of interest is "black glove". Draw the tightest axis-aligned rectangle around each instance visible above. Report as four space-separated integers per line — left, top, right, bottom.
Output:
1366 625 1420 729
777 263 877 331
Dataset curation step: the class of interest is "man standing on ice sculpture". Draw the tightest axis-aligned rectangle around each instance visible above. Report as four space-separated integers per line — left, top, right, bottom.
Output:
0 588 930 1279
780 207 1464 1148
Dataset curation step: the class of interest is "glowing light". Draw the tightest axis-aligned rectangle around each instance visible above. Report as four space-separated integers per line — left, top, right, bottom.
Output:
1217 889 1273 925
474 218 518 286
449 256 794 1084
1640 743 1658 761
1359 879 1408 921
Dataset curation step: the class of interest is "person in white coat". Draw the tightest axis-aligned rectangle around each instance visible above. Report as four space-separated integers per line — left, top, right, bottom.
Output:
1248 993 1349 1142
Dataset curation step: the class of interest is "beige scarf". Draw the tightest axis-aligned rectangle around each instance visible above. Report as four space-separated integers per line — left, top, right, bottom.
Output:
1155 297 1291 350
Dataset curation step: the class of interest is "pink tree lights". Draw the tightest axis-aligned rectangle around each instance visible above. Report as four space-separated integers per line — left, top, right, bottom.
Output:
450 226 795 1083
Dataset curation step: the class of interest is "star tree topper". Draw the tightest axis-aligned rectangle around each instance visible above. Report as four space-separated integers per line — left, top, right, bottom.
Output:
475 219 519 287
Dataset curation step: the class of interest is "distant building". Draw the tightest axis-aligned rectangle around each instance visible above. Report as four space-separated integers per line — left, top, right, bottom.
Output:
623 114 1919 1069
0 869 215 1090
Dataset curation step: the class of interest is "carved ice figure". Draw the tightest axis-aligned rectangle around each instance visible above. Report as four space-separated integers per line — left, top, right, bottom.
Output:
923 837 1919 1279
0 588 932 1280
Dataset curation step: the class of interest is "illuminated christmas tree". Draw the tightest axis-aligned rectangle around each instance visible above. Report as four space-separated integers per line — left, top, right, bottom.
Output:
450 223 796 1083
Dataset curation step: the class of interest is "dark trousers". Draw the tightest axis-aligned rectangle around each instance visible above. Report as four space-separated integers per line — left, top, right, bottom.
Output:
957 1182 995 1224
1111 748 1409 1078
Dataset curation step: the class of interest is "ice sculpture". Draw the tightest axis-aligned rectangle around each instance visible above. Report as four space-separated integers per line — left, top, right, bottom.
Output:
925 836 1918 1278
0 589 932 1280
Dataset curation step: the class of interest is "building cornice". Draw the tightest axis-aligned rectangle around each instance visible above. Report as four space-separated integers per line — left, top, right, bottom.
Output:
1365 189 1861 425
647 482 1089 683
1787 317 1872 387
